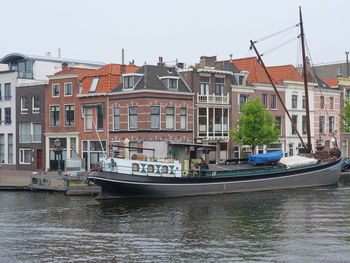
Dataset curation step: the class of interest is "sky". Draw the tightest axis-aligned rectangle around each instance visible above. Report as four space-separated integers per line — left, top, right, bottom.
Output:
2 0 349 68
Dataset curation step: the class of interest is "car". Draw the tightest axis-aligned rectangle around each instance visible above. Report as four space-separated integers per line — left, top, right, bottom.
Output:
341 158 350 172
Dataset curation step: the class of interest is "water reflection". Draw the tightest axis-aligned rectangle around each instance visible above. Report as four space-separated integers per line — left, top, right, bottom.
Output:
0 180 350 262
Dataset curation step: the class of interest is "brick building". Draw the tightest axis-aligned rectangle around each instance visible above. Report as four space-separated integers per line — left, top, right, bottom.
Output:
16 83 47 170
109 64 194 160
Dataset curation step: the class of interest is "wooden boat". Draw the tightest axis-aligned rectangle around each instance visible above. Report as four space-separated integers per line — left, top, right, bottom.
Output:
87 7 342 199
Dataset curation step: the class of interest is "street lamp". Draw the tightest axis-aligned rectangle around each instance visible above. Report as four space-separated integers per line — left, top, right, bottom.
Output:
54 138 63 176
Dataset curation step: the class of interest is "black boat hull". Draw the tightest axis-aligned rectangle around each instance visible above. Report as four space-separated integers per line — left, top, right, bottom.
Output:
88 158 342 199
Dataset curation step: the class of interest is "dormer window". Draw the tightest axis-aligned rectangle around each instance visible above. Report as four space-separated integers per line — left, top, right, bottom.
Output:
122 74 143 90
160 76 179 90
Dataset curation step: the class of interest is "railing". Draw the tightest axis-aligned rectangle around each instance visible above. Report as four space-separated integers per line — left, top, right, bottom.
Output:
197 94 229 104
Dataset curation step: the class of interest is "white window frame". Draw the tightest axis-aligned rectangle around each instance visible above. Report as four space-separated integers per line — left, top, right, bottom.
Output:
89 77 99 92
64 82 73 96
114 107 120 131
84 107 92 131
21 97 28 114
64 104 75 127
49 105 60 127
19 148 31 164
166 106 175 130
180 107 187 130
52 83 60 97
32 96 40 114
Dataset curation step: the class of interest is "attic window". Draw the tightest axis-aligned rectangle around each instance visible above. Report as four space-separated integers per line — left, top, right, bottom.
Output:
89 77 99 92
160 76 179 90
123 74 142 90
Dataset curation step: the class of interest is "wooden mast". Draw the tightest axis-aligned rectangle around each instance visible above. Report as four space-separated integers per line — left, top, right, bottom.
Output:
299 6 312 153
250 40 308 150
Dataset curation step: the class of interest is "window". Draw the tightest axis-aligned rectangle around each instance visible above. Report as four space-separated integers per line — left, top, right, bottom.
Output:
19 122 31 142
198 108 207 134
50 106 60 126
239 94 249 109
84 107 92 130
151 106 160 130
161 166 168 174
275 116 282 134
32 123 41 142
129 106 138 130
19 149 31 164
8 134 13 164
147 165 154 173
132 163 139 172
329 116 334 134
65 105 75 126
200 76 210 95
302 115 307 135
124 76 134 89
21 97 29 114
262 94 268 108
320 96 325 109
32 96 40 113
302 95 306 109
169 79 178 89
5 83 11 100
90 77 99 92
291 115 298 134
64 82 72 96
97 105 104 130
52 84 60 97
337 67 342 76
5 108 11 124
0 134 4 163
346 89 350 101
271 94 277 109
292 95 297 109
180 107 187 130
166 107 175 130
0 108 1 123
12 61 33 79
0 84 2 100
215 78 225 96
330 97 334 109
114 107 120 131
319 116 325 134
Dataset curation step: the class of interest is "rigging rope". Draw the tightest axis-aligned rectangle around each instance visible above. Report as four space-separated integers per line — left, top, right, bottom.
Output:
261 36 298 56
254 24 299 43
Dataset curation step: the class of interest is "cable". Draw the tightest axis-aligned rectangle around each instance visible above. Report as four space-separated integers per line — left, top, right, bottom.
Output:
254 24 299 43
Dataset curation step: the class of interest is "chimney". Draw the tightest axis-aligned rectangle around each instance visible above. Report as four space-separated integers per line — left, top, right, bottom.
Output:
158 57 164 66
200 56 217 67
62 63 68 71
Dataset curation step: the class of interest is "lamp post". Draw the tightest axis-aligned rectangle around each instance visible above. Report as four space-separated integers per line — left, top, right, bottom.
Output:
54 138 63 176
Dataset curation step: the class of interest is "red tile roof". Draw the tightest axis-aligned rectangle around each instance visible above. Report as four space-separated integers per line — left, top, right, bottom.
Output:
232 57 271 84
322 78 338 87
267 64 303 85
80 64 139 94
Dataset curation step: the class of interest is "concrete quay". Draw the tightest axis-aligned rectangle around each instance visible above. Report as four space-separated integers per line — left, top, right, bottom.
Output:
0 168 100 196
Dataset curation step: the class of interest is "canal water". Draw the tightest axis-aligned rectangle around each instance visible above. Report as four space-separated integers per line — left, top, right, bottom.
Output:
1 177 350 262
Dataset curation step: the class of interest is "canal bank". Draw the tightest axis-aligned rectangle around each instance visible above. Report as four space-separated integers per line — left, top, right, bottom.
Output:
0 169 100 195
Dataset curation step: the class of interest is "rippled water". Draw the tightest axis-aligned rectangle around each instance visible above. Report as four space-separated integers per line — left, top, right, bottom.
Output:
1 176 350 262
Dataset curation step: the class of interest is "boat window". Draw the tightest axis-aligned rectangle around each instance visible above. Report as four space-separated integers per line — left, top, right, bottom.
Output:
132 163 139 172
161 166 168 174
147 165 154 173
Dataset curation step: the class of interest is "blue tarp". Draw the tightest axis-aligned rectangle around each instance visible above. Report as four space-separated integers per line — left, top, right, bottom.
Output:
248 150 283 165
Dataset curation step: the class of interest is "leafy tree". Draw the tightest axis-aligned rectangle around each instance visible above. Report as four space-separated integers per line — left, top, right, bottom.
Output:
229 98 281 154
340 100 350 132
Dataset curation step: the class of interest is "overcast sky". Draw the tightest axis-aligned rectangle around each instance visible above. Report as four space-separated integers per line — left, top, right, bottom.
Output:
2 0 349 67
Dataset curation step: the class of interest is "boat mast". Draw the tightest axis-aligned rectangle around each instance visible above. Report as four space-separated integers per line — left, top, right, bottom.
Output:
299 6 312 153
250 40 308 150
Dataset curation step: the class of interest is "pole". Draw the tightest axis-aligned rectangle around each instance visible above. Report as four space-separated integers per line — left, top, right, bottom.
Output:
299 6 312 153
346 51 349 78
250 40 307 150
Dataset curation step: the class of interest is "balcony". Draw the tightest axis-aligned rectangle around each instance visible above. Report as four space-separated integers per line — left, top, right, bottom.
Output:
197 94 229 105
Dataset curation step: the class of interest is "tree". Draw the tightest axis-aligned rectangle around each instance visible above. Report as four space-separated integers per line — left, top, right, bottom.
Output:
229 98 281 154
340 100 350 132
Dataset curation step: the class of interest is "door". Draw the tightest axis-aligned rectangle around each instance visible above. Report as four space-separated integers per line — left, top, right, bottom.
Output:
37 149 42 170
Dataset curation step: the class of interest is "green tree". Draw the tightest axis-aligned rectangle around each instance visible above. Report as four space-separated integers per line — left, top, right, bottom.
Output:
340 100 350 132
229 98 281 154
